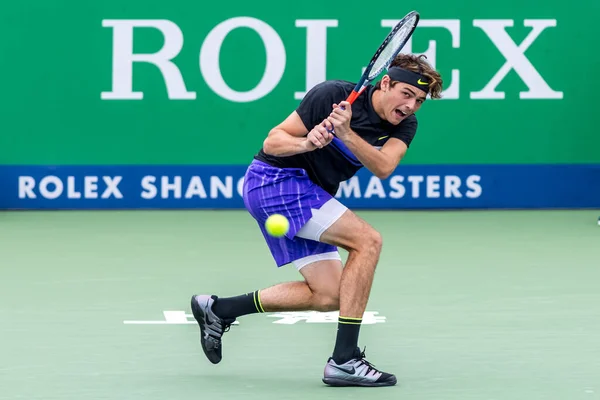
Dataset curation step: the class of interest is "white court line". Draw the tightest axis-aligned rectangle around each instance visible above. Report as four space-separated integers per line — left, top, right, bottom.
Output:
124 311 240 325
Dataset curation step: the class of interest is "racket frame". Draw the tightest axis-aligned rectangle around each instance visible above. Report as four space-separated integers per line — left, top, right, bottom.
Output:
344 11 420 106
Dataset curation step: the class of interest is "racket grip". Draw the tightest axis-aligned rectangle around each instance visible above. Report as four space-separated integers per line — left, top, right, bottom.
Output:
346 90 360 104
337 89 361 111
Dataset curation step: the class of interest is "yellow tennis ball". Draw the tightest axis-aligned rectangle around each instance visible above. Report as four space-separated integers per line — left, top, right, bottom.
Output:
265 214 289 238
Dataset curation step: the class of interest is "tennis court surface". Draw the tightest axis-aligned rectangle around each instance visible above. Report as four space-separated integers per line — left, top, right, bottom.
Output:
1 210 599 400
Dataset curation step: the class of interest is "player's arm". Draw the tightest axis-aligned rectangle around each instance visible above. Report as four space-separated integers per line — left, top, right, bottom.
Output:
262 111 333 157
326 101 407 179
341 132 407 179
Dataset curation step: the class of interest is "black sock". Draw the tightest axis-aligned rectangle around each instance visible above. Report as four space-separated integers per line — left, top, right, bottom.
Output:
211 290 265 319
332 316 362 364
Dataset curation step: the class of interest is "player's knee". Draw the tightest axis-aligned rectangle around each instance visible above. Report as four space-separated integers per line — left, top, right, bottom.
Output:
313 291 340 312
369 229 383 253
311 283 340 312
354 227 382 255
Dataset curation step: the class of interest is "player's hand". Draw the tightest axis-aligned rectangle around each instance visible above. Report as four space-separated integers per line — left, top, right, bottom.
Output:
304 122 333 151
327 101 352 138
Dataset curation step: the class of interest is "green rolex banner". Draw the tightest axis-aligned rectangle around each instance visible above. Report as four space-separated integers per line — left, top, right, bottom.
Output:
1 0 597 166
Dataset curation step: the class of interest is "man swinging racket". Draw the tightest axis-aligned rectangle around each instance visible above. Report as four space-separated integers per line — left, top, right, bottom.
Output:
191 12 445 387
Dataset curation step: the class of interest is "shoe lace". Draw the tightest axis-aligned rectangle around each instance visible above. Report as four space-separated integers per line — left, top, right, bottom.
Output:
358 347 377 374
222 318 236 333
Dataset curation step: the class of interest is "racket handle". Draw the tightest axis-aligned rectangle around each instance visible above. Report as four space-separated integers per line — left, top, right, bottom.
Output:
346 90 360 105
339 88 365 111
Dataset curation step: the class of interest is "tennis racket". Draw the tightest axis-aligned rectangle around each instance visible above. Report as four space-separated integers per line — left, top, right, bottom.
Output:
343 11 420 106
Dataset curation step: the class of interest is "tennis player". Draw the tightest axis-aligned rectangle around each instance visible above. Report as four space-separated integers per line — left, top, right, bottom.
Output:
191 54 443 387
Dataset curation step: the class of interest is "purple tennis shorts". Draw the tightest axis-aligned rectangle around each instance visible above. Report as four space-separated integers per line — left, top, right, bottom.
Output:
243 159 339 267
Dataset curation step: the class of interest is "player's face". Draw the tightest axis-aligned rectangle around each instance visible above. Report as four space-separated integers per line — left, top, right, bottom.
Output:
382 82 427 124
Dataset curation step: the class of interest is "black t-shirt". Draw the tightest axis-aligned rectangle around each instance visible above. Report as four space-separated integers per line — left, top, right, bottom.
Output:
254 80 418 195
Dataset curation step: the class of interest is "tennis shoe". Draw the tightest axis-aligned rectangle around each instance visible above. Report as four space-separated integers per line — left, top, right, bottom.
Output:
190 294 235 364
323 347 397 387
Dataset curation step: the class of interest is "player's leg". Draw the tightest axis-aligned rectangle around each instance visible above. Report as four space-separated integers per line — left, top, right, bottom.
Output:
207 256 342 318
205 235 344 317
320 208 382 345
251 257 343 312
191 253 344 365
315 206 396 387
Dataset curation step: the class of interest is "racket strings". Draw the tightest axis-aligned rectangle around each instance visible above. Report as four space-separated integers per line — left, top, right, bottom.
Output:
368 17 418 80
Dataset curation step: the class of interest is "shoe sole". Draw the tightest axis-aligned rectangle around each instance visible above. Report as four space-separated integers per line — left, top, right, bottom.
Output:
190 295 221 364
322 377 397 387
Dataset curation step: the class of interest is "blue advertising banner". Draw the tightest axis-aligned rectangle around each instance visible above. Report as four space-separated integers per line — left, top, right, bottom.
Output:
1 165 599 210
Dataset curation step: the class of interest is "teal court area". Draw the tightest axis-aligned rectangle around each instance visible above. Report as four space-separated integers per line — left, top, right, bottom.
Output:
1 210 599 400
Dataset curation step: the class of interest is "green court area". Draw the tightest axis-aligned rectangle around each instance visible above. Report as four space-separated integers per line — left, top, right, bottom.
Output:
1 210 599 400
